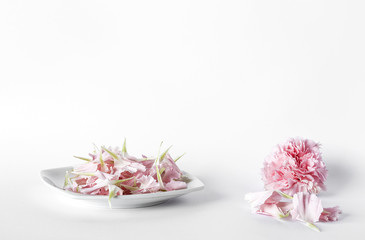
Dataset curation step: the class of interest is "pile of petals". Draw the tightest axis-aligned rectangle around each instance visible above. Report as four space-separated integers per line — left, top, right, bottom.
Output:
245 138 341 232
63 140 187 208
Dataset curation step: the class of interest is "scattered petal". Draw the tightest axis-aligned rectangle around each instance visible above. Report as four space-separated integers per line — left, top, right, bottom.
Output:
320 206 342 222
165 180 187 191
291 192 323 223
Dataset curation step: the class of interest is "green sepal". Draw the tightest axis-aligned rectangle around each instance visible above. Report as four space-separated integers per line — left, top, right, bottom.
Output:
159 167 166 175
154 142 165 189
71 172 95 176
136 157 154 161
275 190 293 199
174 153 185 162
73 156 92 162
63 171 70 188
99 150 105 167
113 177 134 185
122 138 127 155
120 184 139 191
101 146 119 161
108 185 117 209
278 211 290 218
159 145 172 163
304 222 320 232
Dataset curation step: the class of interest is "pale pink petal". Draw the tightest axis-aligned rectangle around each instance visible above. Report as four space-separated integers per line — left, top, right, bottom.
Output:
291 192 323 223
258 204 288 218
74 162 98 172
276 201 293 215
137 175 160 193
161 154 182 183
165 180 187 191
245 191 282 212
75 177 88 185
320 206 342 222
140 159 155 169
94 170 118 181
78 179 108 194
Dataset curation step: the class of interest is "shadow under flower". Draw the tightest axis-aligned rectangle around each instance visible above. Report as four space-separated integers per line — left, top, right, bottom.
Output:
320 160 353 197
152 174 225 209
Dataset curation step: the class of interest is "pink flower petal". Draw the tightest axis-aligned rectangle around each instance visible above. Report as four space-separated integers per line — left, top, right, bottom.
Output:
74 162 98 172
165 180 187 191
257 203 289 218
320 206 342 222
161 154 182 183
245 191 282 212
245 191 292 218
291 192 323 223
137 175 160 193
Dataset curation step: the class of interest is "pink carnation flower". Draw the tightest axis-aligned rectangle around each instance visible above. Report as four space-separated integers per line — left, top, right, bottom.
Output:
262 138 327 195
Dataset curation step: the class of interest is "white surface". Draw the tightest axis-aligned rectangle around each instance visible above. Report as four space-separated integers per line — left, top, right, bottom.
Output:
1 0 365 239
40 167 204 208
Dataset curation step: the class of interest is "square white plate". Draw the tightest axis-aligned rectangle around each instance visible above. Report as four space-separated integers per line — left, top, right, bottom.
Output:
40 166 204 208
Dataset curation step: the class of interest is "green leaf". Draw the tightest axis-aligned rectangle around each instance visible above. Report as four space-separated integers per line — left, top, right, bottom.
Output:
122 138 127 155
159 167 166 175
99 151 105 167
108 185 117 209
136 157 154 161
154 142 164 189
120 184 139 191
73 156 92 162
159 145 172 163
279 211 290 218
304 222 320 232
275 190 293 199
174 153 185 162
63 171 70 188
113 177 134 185
101 146 119 161
71 172 95 176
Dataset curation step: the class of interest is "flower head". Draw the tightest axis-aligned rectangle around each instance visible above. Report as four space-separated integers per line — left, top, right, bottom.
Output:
262 138 327 195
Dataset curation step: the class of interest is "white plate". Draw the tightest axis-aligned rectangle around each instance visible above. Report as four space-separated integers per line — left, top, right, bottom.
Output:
40 166 204 208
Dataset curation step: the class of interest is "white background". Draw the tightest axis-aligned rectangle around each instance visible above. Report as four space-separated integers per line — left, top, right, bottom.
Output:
1 0 364 239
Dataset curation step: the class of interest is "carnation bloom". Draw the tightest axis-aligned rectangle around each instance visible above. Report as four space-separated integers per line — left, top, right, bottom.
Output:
262 138 327 195
64 140 187 208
